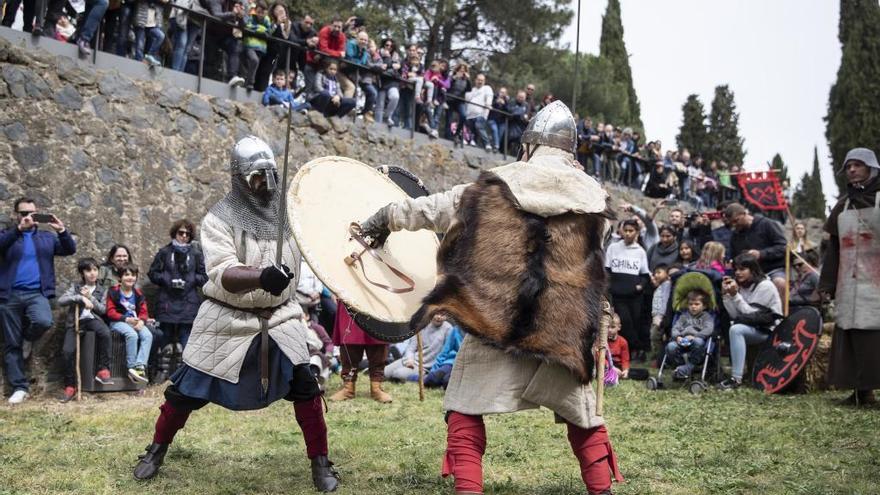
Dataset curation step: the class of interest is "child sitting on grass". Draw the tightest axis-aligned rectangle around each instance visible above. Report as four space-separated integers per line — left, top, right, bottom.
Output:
424 325 463 388
58 257 114 401
607 312 630 379
106 264 153 383
665 290 714 380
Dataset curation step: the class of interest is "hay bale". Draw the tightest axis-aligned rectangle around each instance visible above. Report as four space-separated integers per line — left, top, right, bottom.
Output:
805 323 835 392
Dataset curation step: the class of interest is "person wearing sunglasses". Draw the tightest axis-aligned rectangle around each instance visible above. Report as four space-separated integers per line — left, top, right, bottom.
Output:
0 197 76 404
147 219 208 382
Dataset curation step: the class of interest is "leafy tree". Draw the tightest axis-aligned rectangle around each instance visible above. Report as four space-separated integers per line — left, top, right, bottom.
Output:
598 0 643 132
792 147 827 220
706 85 746 166
676 94 708 157
825 0 880 194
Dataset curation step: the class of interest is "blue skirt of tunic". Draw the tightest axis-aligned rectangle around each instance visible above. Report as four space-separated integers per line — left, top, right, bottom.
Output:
170 336 296 411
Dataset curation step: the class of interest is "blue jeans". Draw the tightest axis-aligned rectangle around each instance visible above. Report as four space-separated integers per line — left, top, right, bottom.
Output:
728 323 769 380
0 290 53 392
467 116 490 148
424 363 453 388
169 21 199 72
79 0 109 44
488 119 503 150
134 26 164 61
111 321 153 369
361 82 378 114
450 101 468 138
664 337 707 369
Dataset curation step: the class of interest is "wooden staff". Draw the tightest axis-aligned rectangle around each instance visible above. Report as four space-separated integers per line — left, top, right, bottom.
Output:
416 332 425 402
784 245 791 317
595 300 611 417
75 305 82 402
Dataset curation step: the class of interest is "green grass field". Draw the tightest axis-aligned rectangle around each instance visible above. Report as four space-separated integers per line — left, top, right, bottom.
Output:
1 378 878 495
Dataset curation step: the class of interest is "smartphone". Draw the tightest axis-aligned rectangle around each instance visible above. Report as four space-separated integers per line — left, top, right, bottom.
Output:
31 213 55 223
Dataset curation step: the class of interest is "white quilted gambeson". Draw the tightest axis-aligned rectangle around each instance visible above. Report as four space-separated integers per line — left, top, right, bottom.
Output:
182 213 310 383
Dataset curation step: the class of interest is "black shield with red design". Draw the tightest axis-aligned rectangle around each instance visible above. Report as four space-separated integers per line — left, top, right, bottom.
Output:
752 306 823 394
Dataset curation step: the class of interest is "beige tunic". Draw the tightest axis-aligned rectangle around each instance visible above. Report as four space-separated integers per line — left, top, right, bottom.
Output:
182 212 311 383
386 147 609 429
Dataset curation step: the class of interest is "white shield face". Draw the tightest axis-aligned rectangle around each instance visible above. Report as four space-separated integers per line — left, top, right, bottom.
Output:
287 156 439 323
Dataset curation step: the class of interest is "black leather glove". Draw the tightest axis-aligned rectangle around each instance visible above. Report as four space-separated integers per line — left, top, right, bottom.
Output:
260 264 294 296
360 204 392 248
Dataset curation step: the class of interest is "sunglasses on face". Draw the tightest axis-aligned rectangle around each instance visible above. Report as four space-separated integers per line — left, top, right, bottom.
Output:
177 230 192 237
17 210 35 216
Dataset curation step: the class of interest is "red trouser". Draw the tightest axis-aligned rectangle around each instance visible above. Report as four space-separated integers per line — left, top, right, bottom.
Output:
442 412 623 494
152 396 328 458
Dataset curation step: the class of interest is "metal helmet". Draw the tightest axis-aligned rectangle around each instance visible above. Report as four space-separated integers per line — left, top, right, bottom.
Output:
520 100 577 154
230 135 278 191
230 135 277 175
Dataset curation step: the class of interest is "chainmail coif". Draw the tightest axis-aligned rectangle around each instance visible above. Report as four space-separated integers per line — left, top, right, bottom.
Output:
209 175 291 240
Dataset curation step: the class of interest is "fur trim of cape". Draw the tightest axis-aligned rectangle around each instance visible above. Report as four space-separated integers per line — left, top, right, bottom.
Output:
410 171 610 383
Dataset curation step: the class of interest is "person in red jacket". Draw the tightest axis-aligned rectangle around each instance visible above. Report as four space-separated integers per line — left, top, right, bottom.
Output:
317 16 346 58
607 312 631 379
106 263 154 383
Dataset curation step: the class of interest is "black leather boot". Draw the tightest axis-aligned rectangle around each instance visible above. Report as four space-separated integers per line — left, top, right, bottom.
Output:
310 455 339 492
133 443 169 480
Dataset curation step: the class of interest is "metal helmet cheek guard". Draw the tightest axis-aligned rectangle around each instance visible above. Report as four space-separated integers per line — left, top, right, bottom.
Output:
520 100 577 155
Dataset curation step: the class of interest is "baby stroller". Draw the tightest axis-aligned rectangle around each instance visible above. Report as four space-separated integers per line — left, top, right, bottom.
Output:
646 271 722 395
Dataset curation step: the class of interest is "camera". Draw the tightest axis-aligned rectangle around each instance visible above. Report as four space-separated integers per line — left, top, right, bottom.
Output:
171 279 186 290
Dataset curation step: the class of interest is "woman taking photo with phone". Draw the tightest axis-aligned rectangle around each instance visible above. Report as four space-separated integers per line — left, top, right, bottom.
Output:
718 253 782 390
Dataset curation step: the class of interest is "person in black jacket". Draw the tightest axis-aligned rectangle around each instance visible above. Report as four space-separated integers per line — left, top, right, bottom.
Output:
724 203 788 297
200 0 246 85
147 219 208 380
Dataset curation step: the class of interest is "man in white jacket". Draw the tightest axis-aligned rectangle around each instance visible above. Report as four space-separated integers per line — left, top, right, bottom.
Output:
464 73 494 152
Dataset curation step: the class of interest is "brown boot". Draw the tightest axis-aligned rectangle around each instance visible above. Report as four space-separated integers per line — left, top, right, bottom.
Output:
370 380 392 403
329 381 355 402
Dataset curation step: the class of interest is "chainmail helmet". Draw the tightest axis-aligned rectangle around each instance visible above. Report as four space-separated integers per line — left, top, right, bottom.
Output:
520 100 577 155
209 135 290 240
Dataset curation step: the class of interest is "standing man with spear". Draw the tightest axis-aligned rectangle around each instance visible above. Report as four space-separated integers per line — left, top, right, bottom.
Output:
132 127 340 491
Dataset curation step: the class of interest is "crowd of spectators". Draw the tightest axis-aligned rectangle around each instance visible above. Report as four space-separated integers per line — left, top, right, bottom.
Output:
576 116 750 211
4 0 562 155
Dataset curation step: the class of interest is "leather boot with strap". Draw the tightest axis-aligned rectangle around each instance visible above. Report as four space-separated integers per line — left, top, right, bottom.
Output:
370 380 392 403
133 443 169 480
311 455 340 492
329 380 355 401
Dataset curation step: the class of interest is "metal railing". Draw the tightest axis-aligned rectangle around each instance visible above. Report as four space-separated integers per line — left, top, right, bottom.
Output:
65 1 520 158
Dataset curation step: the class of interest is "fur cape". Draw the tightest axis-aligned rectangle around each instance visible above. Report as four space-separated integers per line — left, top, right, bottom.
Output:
410 171 609 383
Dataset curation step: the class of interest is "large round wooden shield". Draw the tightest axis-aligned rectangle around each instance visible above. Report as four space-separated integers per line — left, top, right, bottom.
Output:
287 156 439 342
752 306 823 394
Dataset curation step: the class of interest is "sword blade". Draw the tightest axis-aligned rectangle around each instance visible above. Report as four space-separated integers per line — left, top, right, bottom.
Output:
275 102 293 267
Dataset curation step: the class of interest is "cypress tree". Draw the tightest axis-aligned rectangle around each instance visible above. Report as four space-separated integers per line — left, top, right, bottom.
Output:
706 85 746 166
807 146 827 219
771 153 789 187
676 94 708 158
599 0 643 131
792 147 828 219
825 0 880 194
